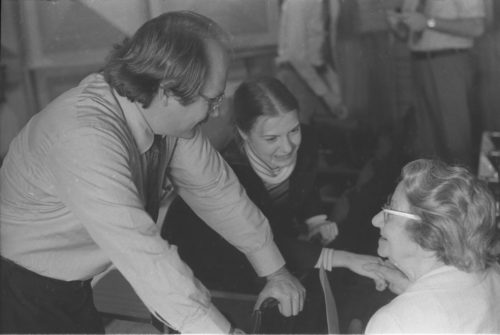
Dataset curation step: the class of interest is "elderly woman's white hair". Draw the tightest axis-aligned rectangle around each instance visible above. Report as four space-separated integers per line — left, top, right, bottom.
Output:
399 159 499 272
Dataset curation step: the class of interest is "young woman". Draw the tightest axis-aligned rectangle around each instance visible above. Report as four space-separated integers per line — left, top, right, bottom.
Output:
163 77 384 333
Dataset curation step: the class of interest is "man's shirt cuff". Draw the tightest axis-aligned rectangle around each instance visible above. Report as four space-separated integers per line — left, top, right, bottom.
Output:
245 240 285 277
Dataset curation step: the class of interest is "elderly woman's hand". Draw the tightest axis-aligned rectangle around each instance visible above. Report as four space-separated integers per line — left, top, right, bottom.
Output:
363 260 411 294
343 252 387 291
317 250 387 290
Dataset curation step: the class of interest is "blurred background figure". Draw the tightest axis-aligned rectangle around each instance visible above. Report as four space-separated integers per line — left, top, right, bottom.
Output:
275 0 347 125
366 159 500 333
386 0 487 169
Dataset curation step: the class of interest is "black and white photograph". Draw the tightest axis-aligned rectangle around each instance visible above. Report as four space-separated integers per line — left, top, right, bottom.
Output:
1 0 499 333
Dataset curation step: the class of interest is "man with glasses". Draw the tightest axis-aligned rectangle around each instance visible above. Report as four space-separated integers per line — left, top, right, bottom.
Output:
0 11 304 334
200 92 226 114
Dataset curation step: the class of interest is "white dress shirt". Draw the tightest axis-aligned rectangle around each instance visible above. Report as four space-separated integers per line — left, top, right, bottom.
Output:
403 0 486 51
0 73 284 333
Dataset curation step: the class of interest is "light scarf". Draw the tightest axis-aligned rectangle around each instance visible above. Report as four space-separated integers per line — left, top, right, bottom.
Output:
243 141 296 187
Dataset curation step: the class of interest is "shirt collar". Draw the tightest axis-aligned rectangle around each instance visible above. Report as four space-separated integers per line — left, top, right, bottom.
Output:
112 89 154 154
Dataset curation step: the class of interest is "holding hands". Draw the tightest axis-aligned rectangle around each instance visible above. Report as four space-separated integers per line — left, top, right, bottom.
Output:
363 259 411 294
344 253 387 291
315 249 387 291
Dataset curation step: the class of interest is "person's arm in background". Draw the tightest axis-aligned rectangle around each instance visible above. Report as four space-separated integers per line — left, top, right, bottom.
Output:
169 128 305 317
399 13 485 38
286 0 345 116
50 126 231 333
289 59 337 108
386 9 411 41
394 0 485 39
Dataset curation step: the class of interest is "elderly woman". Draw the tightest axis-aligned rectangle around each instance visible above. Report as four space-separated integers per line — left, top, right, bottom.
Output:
365 159 500 333
163 76 384 333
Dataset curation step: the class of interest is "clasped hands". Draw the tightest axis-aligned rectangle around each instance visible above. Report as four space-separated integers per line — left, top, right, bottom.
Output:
251 219 410 330
235 260 409 334
387 9 427 32
334 256 410 294
363 259 411 295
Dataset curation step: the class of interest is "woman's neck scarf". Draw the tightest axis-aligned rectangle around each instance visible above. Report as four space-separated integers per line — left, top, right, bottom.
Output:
243 141 296 187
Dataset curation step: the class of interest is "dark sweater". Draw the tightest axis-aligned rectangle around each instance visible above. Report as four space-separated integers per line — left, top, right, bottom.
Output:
222 125 324 274
162 125 325 289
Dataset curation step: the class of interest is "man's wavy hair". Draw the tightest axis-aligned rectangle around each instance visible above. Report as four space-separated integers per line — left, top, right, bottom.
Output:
401 159 500 272
103 11 230 108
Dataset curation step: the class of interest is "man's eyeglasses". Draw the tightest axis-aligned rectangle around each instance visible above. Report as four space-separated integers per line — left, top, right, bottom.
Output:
199 92 225 114
382 205 422 223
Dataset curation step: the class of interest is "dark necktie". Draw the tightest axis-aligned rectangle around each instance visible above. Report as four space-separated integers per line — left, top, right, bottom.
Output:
145 135 166 222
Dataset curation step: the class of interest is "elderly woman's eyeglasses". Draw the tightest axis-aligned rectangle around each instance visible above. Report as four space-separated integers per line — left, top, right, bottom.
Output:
382 205 422 223
199 92 225 114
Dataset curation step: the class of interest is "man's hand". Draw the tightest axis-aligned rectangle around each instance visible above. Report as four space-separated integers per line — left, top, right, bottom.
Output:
400 12 427 32
254 266 305 317
386 9 402 29
363 260 411 294
322 94 348 120
386 10 410 40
